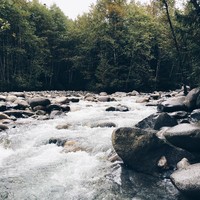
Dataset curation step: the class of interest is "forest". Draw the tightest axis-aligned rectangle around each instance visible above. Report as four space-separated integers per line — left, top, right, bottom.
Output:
0 0 200 93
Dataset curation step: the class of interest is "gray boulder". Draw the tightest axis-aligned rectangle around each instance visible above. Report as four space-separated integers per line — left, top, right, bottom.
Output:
164 123 200 152
184 87 200 111
135 113 178 130
112 127 193 174
157 96 186 112
29 97 51 108
170 163 200 198
106 105 129 112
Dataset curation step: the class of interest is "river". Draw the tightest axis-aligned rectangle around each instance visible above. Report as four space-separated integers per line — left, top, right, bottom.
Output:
0 94 185 200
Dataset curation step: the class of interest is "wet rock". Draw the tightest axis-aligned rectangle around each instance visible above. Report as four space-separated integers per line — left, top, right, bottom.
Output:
0 95 6 101
56 124 70 129
99 92 108 96
55 96 69 104
135 113 178 130
136 97 150 103
6 95 17 102
49 138 67 146
0 113 10 120
98 96 111 102
46 104 62 113
106 105 129 112
32 105 46 111
184 87 200 111
176 158 190 170
0 102 6 111
150 92 161 100
35 110 46 115
157 96 186 112
112 127 194 174
29 97 51 108
0 124 9 131
11 92 25 98
164 123 200 152
63 140 82 153
170 163 200 198
169 111 188 119
4 110 34 118
14 99 29 110
191 109 200 121
68 98 79 103
91 122 116 128
50 110 65 119
60 105 70 112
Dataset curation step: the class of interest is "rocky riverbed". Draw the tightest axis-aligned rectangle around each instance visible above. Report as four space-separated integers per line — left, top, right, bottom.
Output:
0 89 198 199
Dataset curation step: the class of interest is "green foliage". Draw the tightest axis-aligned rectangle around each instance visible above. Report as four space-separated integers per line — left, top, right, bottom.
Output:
0 0 200 92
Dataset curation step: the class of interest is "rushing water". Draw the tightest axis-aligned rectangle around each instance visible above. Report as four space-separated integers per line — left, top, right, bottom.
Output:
0 95 185 200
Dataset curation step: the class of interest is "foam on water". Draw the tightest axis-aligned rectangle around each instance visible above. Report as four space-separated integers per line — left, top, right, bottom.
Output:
0 95 180 200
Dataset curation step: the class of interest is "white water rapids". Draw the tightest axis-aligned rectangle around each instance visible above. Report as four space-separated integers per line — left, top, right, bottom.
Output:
0 95 184 200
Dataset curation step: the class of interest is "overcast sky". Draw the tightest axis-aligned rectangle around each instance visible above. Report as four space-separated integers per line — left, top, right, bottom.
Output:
39 0 150 20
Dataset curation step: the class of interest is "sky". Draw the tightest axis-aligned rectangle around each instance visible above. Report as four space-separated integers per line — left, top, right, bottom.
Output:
39 0 149 20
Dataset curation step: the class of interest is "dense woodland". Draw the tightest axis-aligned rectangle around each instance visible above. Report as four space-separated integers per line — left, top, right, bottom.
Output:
0 0 200 92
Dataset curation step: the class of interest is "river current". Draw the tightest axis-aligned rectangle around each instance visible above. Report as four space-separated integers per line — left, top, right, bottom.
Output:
0 94 185 200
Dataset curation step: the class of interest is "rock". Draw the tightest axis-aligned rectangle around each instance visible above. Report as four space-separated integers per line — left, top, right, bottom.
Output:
11 92 25 98
68 98 79 103
4 110 34 118
157 156 168 170
170 163 200 198
35 110 46 115
49 138 67 146
108 153 122 162
164 123 200 152
157 96 186 112
46 104 62 113
56 124 70 129
0 95 6 101
112 127 194 174
106 105 129 112
60 105 70 112
49 110 65 119
6 95 17 102
176 158 190 170
33 105 46 111
191 109 200 121
63 140 82 153
150 92 161 100
91 122 116 128
99 92 108 96
55 97 69 104
136 97 150 103
169 111 188 119
0 102 6 111
29 97 51 108
135 113 178 130
184 87 200 111
14 99 29 110
0 113 10 120
0 124 9 131
98 96 111 102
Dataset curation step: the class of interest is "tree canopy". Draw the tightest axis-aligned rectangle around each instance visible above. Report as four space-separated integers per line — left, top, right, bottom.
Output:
0 0 199 92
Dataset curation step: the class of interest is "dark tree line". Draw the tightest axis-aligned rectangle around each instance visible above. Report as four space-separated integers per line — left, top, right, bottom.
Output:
0 0 200 92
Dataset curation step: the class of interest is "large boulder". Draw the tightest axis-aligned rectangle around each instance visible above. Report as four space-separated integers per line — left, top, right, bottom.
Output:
112 127 193 174
135 113 178 130
29 97 51 108
164 123 200 152
184 87 200 111
157 96 186 112
170 163 200 198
